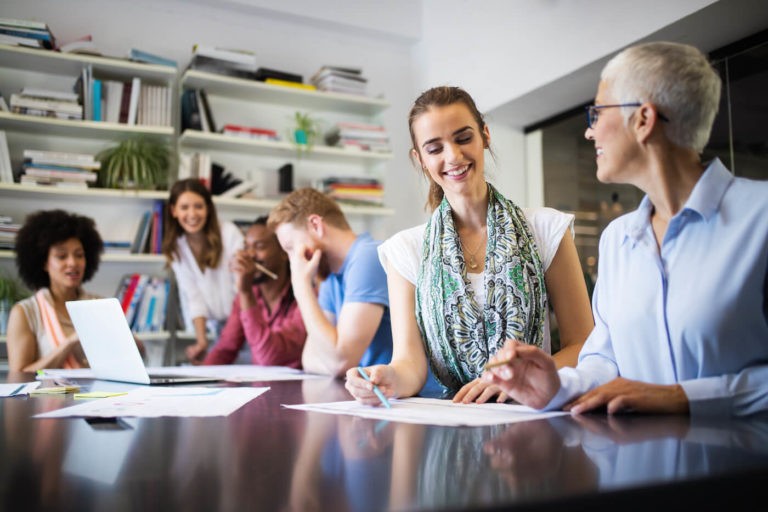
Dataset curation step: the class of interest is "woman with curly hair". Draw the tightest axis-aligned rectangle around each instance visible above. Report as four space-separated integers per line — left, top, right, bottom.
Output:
6 209 103 371
162 178 243 363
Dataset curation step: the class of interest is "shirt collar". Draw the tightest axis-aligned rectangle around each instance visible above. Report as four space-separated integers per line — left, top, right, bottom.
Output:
624 158 733 243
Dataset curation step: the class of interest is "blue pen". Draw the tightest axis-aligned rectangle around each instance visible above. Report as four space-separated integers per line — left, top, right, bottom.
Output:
356 367 392 409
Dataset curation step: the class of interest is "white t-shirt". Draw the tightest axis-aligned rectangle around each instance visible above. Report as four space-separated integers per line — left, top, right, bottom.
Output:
378 207 574 353
171 221 244 332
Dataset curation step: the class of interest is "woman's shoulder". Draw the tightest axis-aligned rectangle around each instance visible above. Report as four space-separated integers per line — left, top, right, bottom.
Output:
384 223 427 248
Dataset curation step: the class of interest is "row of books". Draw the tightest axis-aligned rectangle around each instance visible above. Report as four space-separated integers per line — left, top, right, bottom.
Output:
181 88 216 133
0 215 19 250
78 69 172 126
0 17 55 49
131 200 166 254
178 152 213 190
19 149 100 189
325 121 390 153
319 177 384 206
115 273 170 333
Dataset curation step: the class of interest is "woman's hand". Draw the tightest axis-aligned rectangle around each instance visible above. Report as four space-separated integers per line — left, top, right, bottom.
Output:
185 342 207 365
345 364 397 406
453 378 509 404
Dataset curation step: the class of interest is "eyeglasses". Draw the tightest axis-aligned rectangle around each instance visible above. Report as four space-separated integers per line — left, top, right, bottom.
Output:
585 103 669 129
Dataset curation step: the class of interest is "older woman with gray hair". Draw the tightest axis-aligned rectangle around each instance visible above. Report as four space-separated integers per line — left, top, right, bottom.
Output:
485 41 768 417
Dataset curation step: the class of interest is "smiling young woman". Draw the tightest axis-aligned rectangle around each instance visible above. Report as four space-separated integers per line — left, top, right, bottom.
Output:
345 86 595 406
162 178 244 364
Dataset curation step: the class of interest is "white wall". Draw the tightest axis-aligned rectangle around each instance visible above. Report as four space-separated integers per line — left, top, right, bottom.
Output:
2 0 428 237
414 0 768 207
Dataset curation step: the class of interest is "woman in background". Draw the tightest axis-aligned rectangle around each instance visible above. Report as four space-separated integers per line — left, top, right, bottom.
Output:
7 209 103 371
162 178 243 363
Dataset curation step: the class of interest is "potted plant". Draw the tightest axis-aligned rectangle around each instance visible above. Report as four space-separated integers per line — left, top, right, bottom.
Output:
0 270 28 335
291 111 322 153
96 137 171 190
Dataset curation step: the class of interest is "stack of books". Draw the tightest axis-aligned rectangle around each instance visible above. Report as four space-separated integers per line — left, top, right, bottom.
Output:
310 66 367 95
0 215 19 250
221 123 279 141
325 121 390 153
320 177 384 207
178 152 212 188
115 273 170 333
129 48 177 68
20 149 100 189
0 17 56 49
9 87 82 120
188 45 258 80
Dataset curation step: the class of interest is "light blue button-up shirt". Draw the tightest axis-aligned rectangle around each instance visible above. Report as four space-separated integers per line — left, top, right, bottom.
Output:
548 158 768 416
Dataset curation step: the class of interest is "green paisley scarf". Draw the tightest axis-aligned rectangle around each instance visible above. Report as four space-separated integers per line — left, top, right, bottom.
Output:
415 183 547 392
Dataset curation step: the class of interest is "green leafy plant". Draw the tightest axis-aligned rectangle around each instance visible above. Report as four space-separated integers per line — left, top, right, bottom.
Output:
96 138 171 190
0 270 27 303
291 111 322 153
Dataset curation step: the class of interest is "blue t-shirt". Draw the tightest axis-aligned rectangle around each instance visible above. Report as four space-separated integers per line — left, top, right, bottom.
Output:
318 233 392 367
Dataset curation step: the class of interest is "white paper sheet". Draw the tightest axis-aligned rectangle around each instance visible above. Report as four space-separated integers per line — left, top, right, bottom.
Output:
34 387 269 418
38 365 327 382
0 382 41 397
284 397 568 427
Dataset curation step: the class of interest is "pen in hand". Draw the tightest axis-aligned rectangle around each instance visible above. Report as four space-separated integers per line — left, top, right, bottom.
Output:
484 358 513 371
253 261 278 280
356 367 392 409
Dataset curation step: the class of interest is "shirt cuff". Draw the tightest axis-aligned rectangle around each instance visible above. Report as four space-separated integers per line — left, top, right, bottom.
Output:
540 368 581 411
679 377 730 416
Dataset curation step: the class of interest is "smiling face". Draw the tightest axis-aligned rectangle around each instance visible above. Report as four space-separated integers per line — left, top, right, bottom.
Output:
585 80 642 185
170 190 208 236
411 102 490 200
245 224 287 284
45 237 86 290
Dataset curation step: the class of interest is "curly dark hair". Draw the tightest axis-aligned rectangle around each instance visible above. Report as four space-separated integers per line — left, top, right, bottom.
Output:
14 209 104 290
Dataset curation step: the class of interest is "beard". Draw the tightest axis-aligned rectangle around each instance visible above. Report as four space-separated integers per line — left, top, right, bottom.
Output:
316 253 331 281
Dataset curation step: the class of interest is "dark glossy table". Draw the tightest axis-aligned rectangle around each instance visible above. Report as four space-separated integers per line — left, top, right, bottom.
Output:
1 371 767 511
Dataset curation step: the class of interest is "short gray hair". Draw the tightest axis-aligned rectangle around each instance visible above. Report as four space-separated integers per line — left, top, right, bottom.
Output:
601 42 722 153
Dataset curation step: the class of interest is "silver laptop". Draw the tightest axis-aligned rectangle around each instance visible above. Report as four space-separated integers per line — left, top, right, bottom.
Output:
66 298 220 385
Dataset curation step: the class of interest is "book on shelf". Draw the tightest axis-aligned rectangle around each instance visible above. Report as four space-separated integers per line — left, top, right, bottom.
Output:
23 149 100 168
325 122 390 152
103 80 124 123
187 55 258 80
0 131 13 183
221 124 279 141
178 152 211 187
116 273 170 333
0 25 55 49
264 78 316 91
218 180 258 198
0 33 44 48
19 175 88 189
20 88 79 103
253 67 302 83
131 211 152 254
194 90 210 132
9 93 82 116
197 89 216 133
0 94 8 112
0 17 49 31
118 80 133 123
129 48 177 68
181 89 203 132
191 44 258 68
126 77 141 125
58 35 100 55
22 166 97 182
310 65 367 95
92 79 102 122
320 176 384 206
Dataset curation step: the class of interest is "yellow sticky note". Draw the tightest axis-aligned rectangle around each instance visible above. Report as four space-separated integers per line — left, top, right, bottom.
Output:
30 385 80 395
74 391 128 399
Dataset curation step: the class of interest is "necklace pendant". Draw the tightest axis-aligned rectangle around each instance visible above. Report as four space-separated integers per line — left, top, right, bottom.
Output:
468 257 478 269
